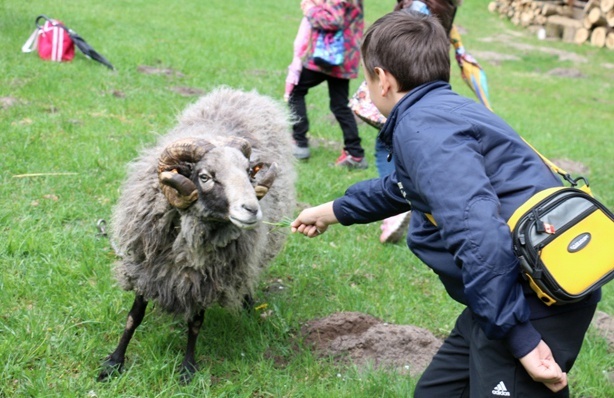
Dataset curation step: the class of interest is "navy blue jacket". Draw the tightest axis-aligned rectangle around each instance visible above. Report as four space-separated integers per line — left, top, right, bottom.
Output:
332 81 600 358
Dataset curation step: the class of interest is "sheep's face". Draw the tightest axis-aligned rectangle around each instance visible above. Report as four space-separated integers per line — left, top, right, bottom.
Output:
191 146 262 229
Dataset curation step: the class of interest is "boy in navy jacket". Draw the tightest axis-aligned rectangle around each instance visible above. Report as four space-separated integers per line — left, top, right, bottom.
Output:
291 11 599 397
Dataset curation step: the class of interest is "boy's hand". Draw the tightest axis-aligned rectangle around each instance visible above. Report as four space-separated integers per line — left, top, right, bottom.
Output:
291 201 337 238
519 340 567 392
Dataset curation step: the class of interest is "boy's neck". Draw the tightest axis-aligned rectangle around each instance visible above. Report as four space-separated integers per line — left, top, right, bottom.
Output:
391 89 410 104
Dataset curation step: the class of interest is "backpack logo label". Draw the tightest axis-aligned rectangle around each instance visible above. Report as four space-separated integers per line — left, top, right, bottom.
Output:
568 232 591 253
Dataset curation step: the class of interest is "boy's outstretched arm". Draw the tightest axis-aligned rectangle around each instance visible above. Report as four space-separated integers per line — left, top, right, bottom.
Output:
519 340 567 392
291 201 338 238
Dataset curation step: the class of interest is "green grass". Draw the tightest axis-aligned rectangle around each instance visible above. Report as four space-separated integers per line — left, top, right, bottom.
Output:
1 0 613 396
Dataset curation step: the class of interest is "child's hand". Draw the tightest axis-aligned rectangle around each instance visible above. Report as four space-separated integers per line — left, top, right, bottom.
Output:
519 340 567 392
291 201 338 238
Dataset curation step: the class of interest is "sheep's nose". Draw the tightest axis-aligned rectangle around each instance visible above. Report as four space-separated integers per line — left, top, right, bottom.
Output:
242 203 259 216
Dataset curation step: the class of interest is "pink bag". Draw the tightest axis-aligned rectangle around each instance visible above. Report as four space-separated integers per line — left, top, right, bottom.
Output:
22 15 75 62
349 81 387 129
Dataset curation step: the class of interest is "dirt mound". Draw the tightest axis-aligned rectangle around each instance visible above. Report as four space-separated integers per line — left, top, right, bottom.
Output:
301 312 442 377
1 97 19 109
300 311 614 378
550 158 590 175
546 68 586 78
592 310 614 350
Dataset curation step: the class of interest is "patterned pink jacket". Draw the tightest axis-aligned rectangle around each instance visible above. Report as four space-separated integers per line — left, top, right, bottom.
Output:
303 0 363 79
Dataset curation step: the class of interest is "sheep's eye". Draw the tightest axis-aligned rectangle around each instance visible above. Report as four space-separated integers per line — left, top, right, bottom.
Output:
249 163 263 179
199 174 211 183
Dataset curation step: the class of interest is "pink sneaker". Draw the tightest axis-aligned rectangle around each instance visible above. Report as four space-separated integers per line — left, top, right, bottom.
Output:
335 150 368 169
379 212 411 244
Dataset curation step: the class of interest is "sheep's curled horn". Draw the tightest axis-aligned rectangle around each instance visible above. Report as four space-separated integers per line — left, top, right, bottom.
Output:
157 137 278 209
252 162 277 200
157 138 212 209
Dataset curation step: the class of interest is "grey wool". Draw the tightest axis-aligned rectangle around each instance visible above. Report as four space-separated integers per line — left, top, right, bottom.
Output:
111 87 296 317
98 87 296 383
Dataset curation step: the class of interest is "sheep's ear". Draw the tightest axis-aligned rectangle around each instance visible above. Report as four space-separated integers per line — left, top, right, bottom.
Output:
252 162 278 200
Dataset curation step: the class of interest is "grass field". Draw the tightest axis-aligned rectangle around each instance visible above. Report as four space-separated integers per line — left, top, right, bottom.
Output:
1 0 613 396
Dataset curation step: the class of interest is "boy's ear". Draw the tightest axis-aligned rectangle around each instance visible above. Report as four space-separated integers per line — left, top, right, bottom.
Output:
374 67 393 97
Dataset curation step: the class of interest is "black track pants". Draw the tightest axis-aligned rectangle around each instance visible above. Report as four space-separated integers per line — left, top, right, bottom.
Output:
415 305 596 398
288 68 364 158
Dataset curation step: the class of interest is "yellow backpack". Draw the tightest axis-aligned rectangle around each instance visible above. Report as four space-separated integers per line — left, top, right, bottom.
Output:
507 141 614 305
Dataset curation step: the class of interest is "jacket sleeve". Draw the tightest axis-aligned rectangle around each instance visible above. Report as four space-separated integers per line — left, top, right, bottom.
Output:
332 175 411 226
395 110 539 356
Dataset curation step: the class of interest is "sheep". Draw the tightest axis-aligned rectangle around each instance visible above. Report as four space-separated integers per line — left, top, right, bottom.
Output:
97 87 296 383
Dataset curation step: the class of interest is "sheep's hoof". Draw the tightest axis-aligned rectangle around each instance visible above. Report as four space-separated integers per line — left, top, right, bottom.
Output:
97 358 124 382
179 363 198 385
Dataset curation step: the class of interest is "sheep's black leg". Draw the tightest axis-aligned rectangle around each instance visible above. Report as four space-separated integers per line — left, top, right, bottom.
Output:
179 309 205 384
97 294 148 381
242 294 255 311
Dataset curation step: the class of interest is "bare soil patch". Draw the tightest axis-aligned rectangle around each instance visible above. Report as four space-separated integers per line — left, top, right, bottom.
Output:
137 65 185 77
469 50 521 65
1 97 20 109
546 68 586 78
301 312 442 377
170 86 206 97
550 158 590 175
299 310 613 378
310 136 342 152
592 310 614 350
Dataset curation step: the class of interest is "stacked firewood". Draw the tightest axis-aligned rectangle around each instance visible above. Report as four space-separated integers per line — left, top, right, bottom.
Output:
489 0 614 49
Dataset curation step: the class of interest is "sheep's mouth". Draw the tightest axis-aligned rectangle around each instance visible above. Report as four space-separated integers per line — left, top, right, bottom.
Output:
229 217 259 230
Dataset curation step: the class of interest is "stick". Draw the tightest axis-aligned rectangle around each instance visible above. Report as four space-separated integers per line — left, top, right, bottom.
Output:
12 172 78 178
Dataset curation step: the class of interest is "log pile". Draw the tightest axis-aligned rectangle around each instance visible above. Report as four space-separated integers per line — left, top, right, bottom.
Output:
489 0 614 49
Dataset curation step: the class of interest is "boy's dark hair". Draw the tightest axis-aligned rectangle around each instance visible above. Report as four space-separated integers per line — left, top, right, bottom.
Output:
361 11 450 92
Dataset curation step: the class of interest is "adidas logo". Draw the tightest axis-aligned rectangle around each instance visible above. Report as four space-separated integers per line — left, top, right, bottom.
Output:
492 381 511 396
